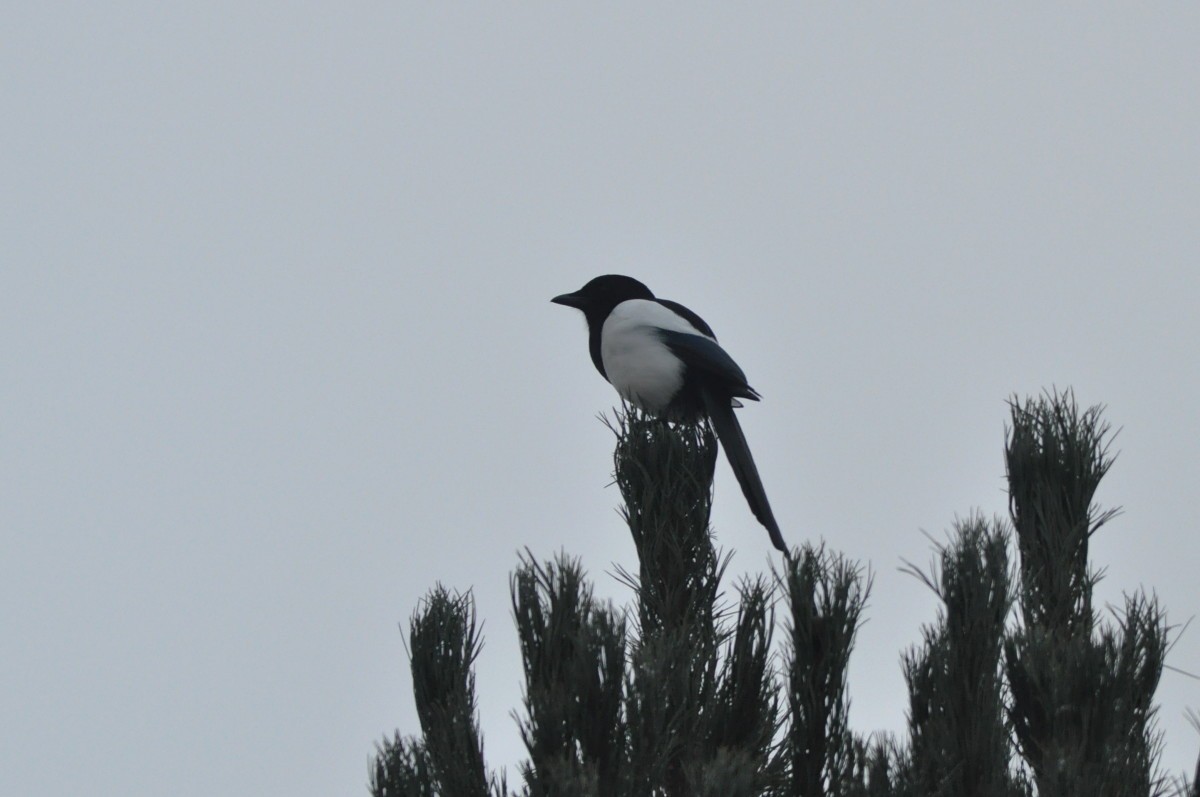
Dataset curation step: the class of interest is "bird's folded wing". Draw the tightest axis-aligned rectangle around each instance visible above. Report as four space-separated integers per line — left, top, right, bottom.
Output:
656 329 761 401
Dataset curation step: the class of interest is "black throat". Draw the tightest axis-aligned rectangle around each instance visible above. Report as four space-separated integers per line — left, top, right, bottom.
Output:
583 307 609 379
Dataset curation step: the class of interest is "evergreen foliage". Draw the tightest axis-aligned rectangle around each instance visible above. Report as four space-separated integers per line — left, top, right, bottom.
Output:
511 552 626 795
781 543 870 796
898 517 1023 797
1004 392 1169 796
611 413 779 795
372 587 508 797
371 392 1197 796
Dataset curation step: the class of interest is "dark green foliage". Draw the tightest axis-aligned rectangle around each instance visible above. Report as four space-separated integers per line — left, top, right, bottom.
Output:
1005 390 1113 635
608 411 722 641
1188 710 1200 797
1005 593 1170 797
512 552 626 796
845 736 910 797
611 411 781 795
370 734 434 797
899 517 1020 797
710 577 779 777
371 393 1193 797
1004 391 1170 797
408 587 492 797
370 587 507 797
780 543 870 796
1188 712 1200 797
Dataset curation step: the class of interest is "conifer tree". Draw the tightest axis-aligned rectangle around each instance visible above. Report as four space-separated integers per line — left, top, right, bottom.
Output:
897 517 1025 797
780 543 872 796
371 393 1197 797
1004 392 1170 796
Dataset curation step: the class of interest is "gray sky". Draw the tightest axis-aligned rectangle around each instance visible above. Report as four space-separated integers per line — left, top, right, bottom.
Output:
3 4 1198 795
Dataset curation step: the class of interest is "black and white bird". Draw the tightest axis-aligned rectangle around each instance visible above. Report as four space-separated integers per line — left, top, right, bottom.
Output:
552 275 787 554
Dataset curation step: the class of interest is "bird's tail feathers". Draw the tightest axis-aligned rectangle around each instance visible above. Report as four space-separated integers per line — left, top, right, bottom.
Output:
700 390 787 554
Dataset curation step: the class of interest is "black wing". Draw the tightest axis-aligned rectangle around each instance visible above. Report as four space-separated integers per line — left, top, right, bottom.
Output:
657 329 761 401
656 299 717 339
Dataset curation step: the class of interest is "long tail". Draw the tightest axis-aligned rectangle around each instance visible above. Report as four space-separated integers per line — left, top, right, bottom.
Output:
701 389 788 554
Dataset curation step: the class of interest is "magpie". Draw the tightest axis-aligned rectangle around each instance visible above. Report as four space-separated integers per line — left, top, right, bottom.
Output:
552 274 787 554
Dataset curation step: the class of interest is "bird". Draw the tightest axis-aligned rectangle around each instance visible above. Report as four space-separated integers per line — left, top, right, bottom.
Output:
552 274 787 554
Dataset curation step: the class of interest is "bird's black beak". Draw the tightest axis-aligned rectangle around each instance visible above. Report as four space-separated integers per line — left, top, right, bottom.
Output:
551 291 587 310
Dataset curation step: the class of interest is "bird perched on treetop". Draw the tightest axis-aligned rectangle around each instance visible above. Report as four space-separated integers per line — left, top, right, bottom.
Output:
552 274 787 554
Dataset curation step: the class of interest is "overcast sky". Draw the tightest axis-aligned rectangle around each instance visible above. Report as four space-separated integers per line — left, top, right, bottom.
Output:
3 5 1198 795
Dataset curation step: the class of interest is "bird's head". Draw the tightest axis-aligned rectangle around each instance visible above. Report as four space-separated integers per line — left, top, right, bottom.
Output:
551 275 654 322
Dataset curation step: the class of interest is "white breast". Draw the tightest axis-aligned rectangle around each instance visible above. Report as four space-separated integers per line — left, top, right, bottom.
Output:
600 299 714 413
